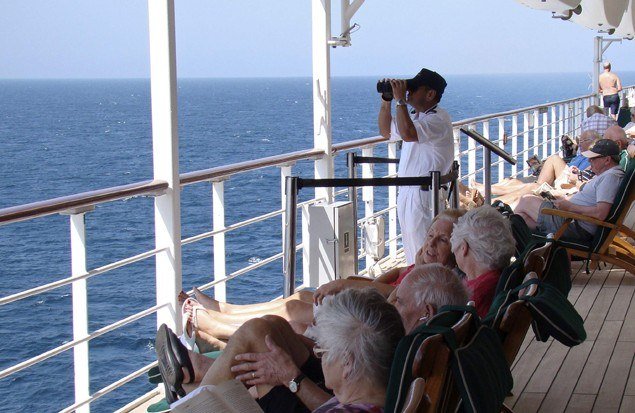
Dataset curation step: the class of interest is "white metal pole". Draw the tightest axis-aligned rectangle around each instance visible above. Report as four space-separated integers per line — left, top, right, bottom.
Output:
362 146 375 270
550 106 557 155
523 112 530 177
148 0 182 332
511 115 518 177
387 142 398 259
280 165 294 283
212 181 226 301
533 110 539 157
70 212 90 413
312 0 334 202
481 121 489 184
497 118 505 182
593 36 601 105
468 124 476 180
542 111 548 159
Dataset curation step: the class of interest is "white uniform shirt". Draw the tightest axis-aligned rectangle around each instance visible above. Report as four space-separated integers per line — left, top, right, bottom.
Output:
391 105 454 179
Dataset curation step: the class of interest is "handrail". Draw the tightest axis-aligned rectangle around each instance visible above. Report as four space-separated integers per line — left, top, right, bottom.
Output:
0 179 168 226
180 147 325 186
331 135 390 152
452 93 594 127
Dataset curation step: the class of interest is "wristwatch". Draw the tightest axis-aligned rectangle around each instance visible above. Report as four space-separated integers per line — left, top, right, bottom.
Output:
288 373 306 393
396 99 407 107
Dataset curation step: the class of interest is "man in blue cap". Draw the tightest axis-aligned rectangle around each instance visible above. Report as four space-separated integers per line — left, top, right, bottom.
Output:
378 68 454 265
515 139 625 242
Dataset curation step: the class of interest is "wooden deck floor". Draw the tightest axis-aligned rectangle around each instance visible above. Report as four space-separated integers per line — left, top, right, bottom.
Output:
507 262 635 413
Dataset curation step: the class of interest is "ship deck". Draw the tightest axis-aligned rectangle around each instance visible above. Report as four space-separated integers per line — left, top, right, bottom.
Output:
507 261 635 413
128 259 635 413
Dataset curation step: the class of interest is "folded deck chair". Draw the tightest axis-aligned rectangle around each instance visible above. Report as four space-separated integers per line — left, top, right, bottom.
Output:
539 161 635 274
384 305 476 413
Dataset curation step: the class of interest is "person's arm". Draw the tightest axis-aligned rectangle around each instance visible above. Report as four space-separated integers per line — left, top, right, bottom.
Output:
378 97 392 138
391 79 418 142
232 335 331 411
553 198 613 221
373 266 404 284
617 75 623 92
313 278 394 303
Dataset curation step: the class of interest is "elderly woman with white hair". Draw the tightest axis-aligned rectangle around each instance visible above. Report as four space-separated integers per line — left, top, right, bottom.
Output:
450 206 516 317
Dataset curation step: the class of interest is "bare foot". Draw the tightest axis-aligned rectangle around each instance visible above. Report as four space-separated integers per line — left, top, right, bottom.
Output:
193 287 222 312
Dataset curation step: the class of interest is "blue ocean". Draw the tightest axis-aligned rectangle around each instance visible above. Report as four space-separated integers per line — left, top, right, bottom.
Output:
1 73 634 411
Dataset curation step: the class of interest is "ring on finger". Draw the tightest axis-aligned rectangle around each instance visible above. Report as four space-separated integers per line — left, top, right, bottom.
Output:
252 372 256 379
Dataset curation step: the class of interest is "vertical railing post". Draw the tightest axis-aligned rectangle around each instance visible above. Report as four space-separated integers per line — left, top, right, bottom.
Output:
280 164 293 285
388 142 398 259
468 124 476 181
481 121 489 184
511 115 518 176
361 147 375 270
431 171 441 218
523 113 530 177
69 209 92 413
148 0 182 332
347 152 359 274
498 118 505 182
212 180 226 301
283 176 298 297
533 110 540 157
558 104 564 144
542 110 548 159
312 0 334 202
550 106 557 156
483 149 492 205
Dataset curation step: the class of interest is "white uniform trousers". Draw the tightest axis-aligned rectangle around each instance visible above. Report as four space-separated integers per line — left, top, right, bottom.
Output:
397 186 444 265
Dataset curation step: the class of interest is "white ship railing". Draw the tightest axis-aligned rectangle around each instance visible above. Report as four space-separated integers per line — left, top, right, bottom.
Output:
2 85 633 411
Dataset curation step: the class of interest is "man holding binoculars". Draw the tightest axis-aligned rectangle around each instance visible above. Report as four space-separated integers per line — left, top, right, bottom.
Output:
378 68 454 265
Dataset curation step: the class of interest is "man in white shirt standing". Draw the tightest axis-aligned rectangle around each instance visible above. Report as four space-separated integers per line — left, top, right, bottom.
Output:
378 69 454 265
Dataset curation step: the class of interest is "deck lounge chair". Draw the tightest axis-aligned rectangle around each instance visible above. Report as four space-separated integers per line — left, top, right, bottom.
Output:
540 162 635 274
385 305 476 413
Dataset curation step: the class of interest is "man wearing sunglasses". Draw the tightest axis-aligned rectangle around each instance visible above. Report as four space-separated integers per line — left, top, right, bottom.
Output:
515 139 625 242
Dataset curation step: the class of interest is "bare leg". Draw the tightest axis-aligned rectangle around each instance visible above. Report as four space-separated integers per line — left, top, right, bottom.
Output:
193 287 313 315
193 299 314 340
472 178 529 195
494 182 540 208
536 155 567 185
514 194 545 230
198 316 311 398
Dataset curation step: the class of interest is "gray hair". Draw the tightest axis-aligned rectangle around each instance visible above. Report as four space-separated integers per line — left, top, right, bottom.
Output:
407 263 469 311
450 206 516 270
630 107 635 117
586 105 604 118
314 288 404 387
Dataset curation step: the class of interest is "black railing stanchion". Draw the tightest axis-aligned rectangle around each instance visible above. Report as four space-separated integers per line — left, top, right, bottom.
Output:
451 161 460 209
347 153 359 274
431 171 441 218
483 148 492 205
283 176 298 298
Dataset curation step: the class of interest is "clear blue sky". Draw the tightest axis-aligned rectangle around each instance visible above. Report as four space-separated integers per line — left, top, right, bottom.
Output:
1 0 635 79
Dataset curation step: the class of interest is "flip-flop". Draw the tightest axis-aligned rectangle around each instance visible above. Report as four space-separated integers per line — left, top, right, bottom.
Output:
146 398 170 413
147 365 162 384
181 298 205 353
155 324 195 403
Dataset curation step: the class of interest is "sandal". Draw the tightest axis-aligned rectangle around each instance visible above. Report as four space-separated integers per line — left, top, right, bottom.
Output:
155 324 195 403
181 298 206 353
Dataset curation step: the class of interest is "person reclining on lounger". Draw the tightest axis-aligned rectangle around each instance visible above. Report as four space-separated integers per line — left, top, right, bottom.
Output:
180 209 466 348
471 130 599 207
155 264 469 412
514 139 625 243
449 206 516 317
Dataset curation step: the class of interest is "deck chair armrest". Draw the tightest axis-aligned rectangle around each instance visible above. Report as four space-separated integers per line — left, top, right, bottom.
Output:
540 208 617 230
